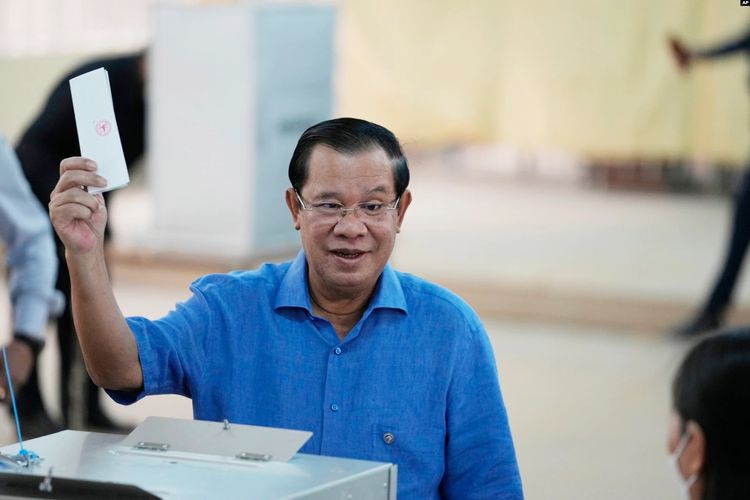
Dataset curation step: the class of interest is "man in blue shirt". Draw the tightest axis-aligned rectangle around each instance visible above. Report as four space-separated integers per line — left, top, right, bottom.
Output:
48 118 523 499
0 136 62 407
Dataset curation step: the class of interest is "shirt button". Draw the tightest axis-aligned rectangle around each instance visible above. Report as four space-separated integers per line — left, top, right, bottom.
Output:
330 404 339 412
334 347 342 355
382 432 395 445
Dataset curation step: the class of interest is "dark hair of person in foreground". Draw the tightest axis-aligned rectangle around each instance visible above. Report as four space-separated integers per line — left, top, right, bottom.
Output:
672 327 750 499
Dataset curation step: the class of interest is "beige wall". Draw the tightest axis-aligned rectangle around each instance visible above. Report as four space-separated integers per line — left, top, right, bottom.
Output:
0 54 90 144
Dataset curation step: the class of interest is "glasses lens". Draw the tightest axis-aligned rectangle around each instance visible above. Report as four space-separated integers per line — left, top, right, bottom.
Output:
313 203 343 217
304 198 398 220
358 203 386 216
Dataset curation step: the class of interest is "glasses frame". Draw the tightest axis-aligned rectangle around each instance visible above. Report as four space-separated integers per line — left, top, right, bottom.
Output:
294 189 401 221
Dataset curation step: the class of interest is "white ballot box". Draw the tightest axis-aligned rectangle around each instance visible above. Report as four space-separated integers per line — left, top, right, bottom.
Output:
0 417 397 499
147 3 334 260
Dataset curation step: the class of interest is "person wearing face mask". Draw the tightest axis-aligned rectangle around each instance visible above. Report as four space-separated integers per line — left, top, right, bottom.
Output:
668 328 750 499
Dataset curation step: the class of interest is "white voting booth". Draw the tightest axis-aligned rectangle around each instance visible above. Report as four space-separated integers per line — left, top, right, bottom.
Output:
147 3 334 259
0 417 397 499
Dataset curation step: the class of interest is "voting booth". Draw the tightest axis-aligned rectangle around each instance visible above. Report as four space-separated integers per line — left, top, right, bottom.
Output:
147 3 334 260
0 417 397 499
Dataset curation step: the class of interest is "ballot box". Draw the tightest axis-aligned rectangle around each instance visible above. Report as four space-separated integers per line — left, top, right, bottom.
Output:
145 3 334 261
0 417 397 499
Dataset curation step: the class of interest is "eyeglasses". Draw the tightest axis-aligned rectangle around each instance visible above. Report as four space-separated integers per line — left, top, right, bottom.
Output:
295 190 400 221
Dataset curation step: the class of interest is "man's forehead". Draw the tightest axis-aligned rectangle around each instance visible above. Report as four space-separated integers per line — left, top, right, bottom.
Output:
308 143 390 163
312 185 391 199
304 145 396 193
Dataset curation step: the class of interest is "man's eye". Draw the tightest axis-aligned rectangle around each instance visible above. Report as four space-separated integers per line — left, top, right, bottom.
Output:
360 203 384 213
315 203 342 211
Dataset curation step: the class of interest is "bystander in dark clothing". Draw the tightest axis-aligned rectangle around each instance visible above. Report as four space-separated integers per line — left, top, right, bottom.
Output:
670 28 750 336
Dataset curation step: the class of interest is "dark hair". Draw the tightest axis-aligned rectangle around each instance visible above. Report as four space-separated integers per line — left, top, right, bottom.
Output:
672 327 750 500
288 117 410 198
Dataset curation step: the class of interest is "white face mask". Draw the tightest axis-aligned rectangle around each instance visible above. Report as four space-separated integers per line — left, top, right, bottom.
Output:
668 432 698 498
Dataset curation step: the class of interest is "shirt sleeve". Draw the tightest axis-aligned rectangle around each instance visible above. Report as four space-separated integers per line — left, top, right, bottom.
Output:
439 320 524 499
107 283 213 405
0 135 61 343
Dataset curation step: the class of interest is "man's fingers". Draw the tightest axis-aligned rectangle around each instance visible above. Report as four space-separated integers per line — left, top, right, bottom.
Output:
59 157 97 177
49 188 103 230
49 197 98 228
49 187 102 214
53 203 96 225
51 169 107 199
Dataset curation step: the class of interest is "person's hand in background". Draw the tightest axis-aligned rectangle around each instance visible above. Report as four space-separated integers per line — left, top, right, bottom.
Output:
668 36 692 72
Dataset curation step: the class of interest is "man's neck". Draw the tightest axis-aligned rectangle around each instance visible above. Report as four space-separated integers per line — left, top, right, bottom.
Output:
308 283 374 340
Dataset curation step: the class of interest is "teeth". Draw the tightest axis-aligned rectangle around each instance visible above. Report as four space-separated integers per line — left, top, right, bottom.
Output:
334 251 361 257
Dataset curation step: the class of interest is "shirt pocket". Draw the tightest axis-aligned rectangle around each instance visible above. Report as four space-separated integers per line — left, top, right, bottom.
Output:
371 421 445 485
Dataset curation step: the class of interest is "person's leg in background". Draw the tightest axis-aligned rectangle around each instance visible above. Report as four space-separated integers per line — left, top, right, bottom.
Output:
676 167 750 336
14 364 62 439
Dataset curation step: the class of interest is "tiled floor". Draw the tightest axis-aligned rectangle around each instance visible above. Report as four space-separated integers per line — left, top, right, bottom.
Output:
3 165 745 499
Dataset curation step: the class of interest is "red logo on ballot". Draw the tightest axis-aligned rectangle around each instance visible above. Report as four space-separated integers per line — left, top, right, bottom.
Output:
95 119 111 136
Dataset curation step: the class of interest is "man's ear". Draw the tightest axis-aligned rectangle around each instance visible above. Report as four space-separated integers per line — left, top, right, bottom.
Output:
682 420 706 477
395 190 412 233
285 188 301 230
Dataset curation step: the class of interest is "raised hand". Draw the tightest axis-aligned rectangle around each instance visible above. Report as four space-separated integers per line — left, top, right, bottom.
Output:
48 157 108 255
45 158 143 391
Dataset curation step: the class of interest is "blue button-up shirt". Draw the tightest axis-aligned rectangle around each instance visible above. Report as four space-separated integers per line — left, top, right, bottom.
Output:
112 251 523 499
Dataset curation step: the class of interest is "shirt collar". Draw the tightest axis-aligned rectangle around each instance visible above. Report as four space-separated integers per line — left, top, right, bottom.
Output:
274 250 408 315
274 250 312 311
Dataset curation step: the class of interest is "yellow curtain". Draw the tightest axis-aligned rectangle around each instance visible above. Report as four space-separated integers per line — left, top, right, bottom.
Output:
338 0 750 164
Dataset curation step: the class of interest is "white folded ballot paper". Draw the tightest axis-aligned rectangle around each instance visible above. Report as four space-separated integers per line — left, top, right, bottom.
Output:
69 67 130 194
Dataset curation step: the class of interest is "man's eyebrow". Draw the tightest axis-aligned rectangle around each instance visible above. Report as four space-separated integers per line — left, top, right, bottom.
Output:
314 191 340 199
312 186 391 199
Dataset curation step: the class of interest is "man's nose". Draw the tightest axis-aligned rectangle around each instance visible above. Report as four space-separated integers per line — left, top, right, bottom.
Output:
333 210 368 236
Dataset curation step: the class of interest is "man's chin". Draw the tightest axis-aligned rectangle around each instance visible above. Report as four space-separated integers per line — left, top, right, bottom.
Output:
328 271 368 289
322 266 377 293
